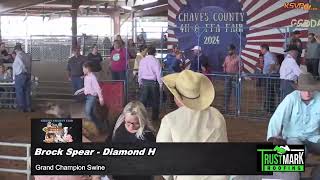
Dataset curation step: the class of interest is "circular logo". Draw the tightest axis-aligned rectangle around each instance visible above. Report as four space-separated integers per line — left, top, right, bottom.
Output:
112 53 120 61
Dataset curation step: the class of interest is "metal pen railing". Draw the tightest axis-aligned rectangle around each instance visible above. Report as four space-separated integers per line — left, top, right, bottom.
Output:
0 142 31 180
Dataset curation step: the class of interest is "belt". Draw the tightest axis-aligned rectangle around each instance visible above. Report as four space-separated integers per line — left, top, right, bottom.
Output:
142 79 157 82
281 79 295 83
16 72 27 76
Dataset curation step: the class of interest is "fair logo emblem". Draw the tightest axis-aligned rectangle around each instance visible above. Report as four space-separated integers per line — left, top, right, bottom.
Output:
112 53 120 61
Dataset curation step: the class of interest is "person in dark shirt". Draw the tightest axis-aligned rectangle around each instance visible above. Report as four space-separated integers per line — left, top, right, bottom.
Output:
111 101 155 180
163 45 179 73
172 51 184 73
190 46 210 73
67 47 87 94
128 39 137 59
287 30 303 66
0 42 12 63
87 44 103 71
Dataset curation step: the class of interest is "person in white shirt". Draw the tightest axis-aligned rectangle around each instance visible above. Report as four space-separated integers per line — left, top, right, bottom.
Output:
279 45 302 101
12 44 32 112
157 70 228 180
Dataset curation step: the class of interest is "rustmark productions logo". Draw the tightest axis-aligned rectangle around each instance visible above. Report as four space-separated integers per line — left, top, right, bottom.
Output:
257 145 305 173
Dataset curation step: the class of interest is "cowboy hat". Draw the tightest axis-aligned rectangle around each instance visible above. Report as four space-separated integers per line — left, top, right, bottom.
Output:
162 70 215 111
294 73 320 91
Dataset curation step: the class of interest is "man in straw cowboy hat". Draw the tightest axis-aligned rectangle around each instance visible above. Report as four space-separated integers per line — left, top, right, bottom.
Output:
266 73 320 180
157 70 228 180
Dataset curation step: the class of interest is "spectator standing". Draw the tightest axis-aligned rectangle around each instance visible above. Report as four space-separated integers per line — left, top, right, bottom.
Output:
223 44 241 111
67 47 87 94
305 33 320 78
260 44 277 112
141 28 147 41
137 34 146 46
255 53 264 87
172 51 184 73
138 46 162 121
285 31 303 66
280 45 302 100
163 34 168 42
127 39 137 59
133 45 148 78
0 42 12 63
163 45 179 74
87 44 103 80
110 40 127 81
189 46 210 73
12 44 32 112
110 35 125 53
157 70 228 180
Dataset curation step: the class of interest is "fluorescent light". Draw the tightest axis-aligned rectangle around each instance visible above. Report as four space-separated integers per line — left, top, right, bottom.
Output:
135 0 158 6
143 4 167 11
121 6 132 10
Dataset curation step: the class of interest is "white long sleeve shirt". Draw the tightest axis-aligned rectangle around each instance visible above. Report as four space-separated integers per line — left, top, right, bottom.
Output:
280 54 302 81
12 51 26 79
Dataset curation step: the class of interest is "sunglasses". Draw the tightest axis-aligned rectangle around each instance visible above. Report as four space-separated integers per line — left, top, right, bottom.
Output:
125 121 140 127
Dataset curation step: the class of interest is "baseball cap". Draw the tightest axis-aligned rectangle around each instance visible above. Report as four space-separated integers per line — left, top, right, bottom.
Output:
191 46 201 51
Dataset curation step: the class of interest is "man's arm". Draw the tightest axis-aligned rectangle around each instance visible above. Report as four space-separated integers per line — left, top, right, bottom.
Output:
92 76 103 102
291 59 302 77
138 60 143 86
222 57 226 72
267 94 294 142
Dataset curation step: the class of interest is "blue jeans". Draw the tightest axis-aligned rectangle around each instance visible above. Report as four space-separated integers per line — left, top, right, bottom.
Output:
140 79 160 120
71 76 84 94
224 76 236 110
15 73 31 111
111 71 126 81
85 95 105 131
280 79 295 101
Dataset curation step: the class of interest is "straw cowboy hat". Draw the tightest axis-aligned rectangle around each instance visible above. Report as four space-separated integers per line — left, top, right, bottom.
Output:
294 73 320 91
162 70 215 111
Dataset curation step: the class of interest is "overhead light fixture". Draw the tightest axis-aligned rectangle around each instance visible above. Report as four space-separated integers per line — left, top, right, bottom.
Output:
143 3 166 11
121 6 132 10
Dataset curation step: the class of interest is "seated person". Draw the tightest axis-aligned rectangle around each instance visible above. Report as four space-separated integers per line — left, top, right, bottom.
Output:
267 73 320 179
0 64 7 81
110 101 155 180
0 43 13 63
111 101 155 143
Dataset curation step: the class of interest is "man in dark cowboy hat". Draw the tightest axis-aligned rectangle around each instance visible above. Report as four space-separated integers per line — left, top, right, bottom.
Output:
267 73 320 180
279 45 302 101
